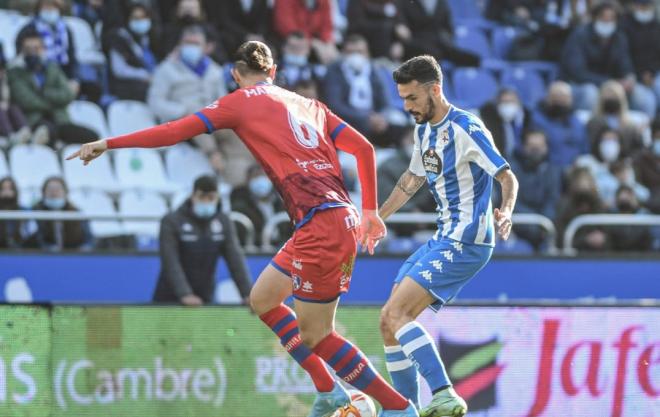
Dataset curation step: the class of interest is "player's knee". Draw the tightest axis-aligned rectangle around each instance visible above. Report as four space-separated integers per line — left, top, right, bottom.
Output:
298 325 331 349
249 286 273 315
381 304 413 335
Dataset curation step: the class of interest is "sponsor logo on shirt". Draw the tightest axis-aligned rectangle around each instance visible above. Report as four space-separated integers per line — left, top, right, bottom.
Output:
423 149 442 175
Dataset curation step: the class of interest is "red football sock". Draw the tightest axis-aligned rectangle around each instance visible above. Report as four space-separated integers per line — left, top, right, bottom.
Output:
260 304 335 392
313 331 409 410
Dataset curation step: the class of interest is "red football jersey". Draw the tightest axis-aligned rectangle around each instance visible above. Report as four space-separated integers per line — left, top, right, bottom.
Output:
195 83 353 227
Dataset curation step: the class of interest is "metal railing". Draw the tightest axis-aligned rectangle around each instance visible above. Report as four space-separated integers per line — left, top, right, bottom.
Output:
563 214 660 255
262 211 558 253
0 210 257 251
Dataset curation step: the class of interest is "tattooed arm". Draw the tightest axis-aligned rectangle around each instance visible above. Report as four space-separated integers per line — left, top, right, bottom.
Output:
379 170 427 220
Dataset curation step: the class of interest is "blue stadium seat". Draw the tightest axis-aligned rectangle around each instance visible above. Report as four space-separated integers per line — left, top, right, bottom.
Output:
514 61 559 84
452 68 499 108
375 65 405 111
454 26 492 59
491 26 518 59
447 0 482 20
500 66 546 108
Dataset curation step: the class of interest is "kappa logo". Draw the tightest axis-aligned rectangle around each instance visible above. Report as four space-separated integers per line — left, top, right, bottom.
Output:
420 270 433 282
302 281 313 293
292 259 303 271
292 275 302 291
205 100 219 110
452 242 464 254
442 250 454 263
429 260 443 271
468 123 482 134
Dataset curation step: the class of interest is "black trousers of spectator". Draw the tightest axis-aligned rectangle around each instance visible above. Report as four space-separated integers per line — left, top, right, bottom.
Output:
404 36 480 67
38 121 99 146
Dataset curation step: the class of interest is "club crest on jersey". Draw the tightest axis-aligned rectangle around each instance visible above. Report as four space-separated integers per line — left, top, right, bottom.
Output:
292 274 302 291
423 149 441 174
441 129 450 143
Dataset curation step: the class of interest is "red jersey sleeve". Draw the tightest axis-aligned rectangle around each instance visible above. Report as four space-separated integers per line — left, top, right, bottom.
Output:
321 103 377 210
194 91 242 132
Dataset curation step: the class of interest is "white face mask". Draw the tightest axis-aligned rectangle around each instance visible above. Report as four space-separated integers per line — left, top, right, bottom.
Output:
594 20 617 38
634 10 655 23
39 9 60 25
249 175 273 198
599 138 620 162
497 102 520 122
344 53 369 72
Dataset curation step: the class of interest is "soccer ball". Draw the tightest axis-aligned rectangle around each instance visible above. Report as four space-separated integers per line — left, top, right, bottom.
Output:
333 390 377 417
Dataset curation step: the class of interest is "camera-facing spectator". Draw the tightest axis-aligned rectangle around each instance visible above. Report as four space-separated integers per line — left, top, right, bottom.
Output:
634 117 660 213
26 176 93 251
323 34 403 147
273 0 338 64
586 80 644 158
560 1 656 117
276 31 326 90
0 177 28 249
205 0 272 56
346 0 407 60
8 30 99 146
556 166 610 251
607 184 653 251
479 88 533 159
157 0 227 63
0 45 31 146
153 175 252 306
230 164 290 248
532 81 589 170
106 3 158 101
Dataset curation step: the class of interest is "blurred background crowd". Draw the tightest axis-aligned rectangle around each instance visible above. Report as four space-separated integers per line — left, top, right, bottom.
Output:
0 0 659 254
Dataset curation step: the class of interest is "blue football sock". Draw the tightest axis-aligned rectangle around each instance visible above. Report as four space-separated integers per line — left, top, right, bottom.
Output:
384 345 420 408
395 321 451 393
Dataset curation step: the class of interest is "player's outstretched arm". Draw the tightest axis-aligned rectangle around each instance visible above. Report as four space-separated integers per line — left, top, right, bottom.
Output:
66 114 208 165
379 170 426 220
494 168 518 240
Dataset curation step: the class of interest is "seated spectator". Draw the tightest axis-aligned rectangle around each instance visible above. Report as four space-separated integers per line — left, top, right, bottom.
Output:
607 184 653 251
26 176 93 251
532 81 589 170
273 0 338 64
106 3 158 101
556 166 610 251
586 80 644 158
276 31 326 89
560 1 656 116
479 88 532 159
323 34 403 147
0 177 28 249
509 130 562 250
16 0 78 80
156 0 227 63
72 0 105 30
622 0 660 108
153 175 252 305
346 0 408 61
487 0 546 60
147 25 226 169
205 0 272 55
634 117 660 212
0 46 31 146
8 30 99 146
376 129 435 236
230 164 290 248
398 0 480 66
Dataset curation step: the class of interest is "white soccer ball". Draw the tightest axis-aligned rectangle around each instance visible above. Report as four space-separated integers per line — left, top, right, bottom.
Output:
332 390 377 417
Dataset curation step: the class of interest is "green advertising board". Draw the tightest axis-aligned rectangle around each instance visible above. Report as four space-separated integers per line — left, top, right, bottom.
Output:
0 306 386 417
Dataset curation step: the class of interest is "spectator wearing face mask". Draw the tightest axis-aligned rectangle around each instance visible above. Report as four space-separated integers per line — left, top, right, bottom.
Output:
634 117 660 212
26 176 93 251
532 81 589 170
607 184 653 251
586 80 644 158
560 1 657 117
509 130 562 250
479 88 533 159
156 0 227 63
153 175 252 306
106 3 158 101
206 0 272 56
323 34 405 147
0 45 32 147
622 0 660 106
230 165 290 248
556 166 610 251
0 177 29 249
16 0 78 81
346 0 408 61
276 31 326 89
147 25 227 170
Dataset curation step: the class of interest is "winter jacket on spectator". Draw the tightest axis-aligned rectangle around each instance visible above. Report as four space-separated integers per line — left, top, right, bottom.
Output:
634 145 660 213
16 17 78 79
274 0 334 43
622 11 660 80
532 102 589 169
28 200 93 250
347 0 403 58
106 27 157 101
207 0 272 54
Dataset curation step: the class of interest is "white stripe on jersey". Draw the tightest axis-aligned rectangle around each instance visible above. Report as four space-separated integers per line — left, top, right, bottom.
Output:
449 125 475 242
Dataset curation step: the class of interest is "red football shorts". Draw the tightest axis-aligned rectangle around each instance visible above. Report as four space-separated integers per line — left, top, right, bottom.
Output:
271 206 360 303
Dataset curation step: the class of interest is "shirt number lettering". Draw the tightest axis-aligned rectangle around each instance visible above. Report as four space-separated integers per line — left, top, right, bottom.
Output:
288 111 320 149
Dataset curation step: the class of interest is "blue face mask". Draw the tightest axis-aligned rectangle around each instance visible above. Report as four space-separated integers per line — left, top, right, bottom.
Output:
249 176 273 198
193 201 217 218
129 19 151 35
44 197 66 210
39 9 60 25
180 44 204 65
283 53 308 67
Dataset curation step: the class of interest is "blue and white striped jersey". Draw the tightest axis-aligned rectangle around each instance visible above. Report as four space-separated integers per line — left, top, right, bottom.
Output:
409 106 509 247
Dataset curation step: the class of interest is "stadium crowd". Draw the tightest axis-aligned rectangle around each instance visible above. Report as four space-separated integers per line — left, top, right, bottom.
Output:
0 0 659 253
